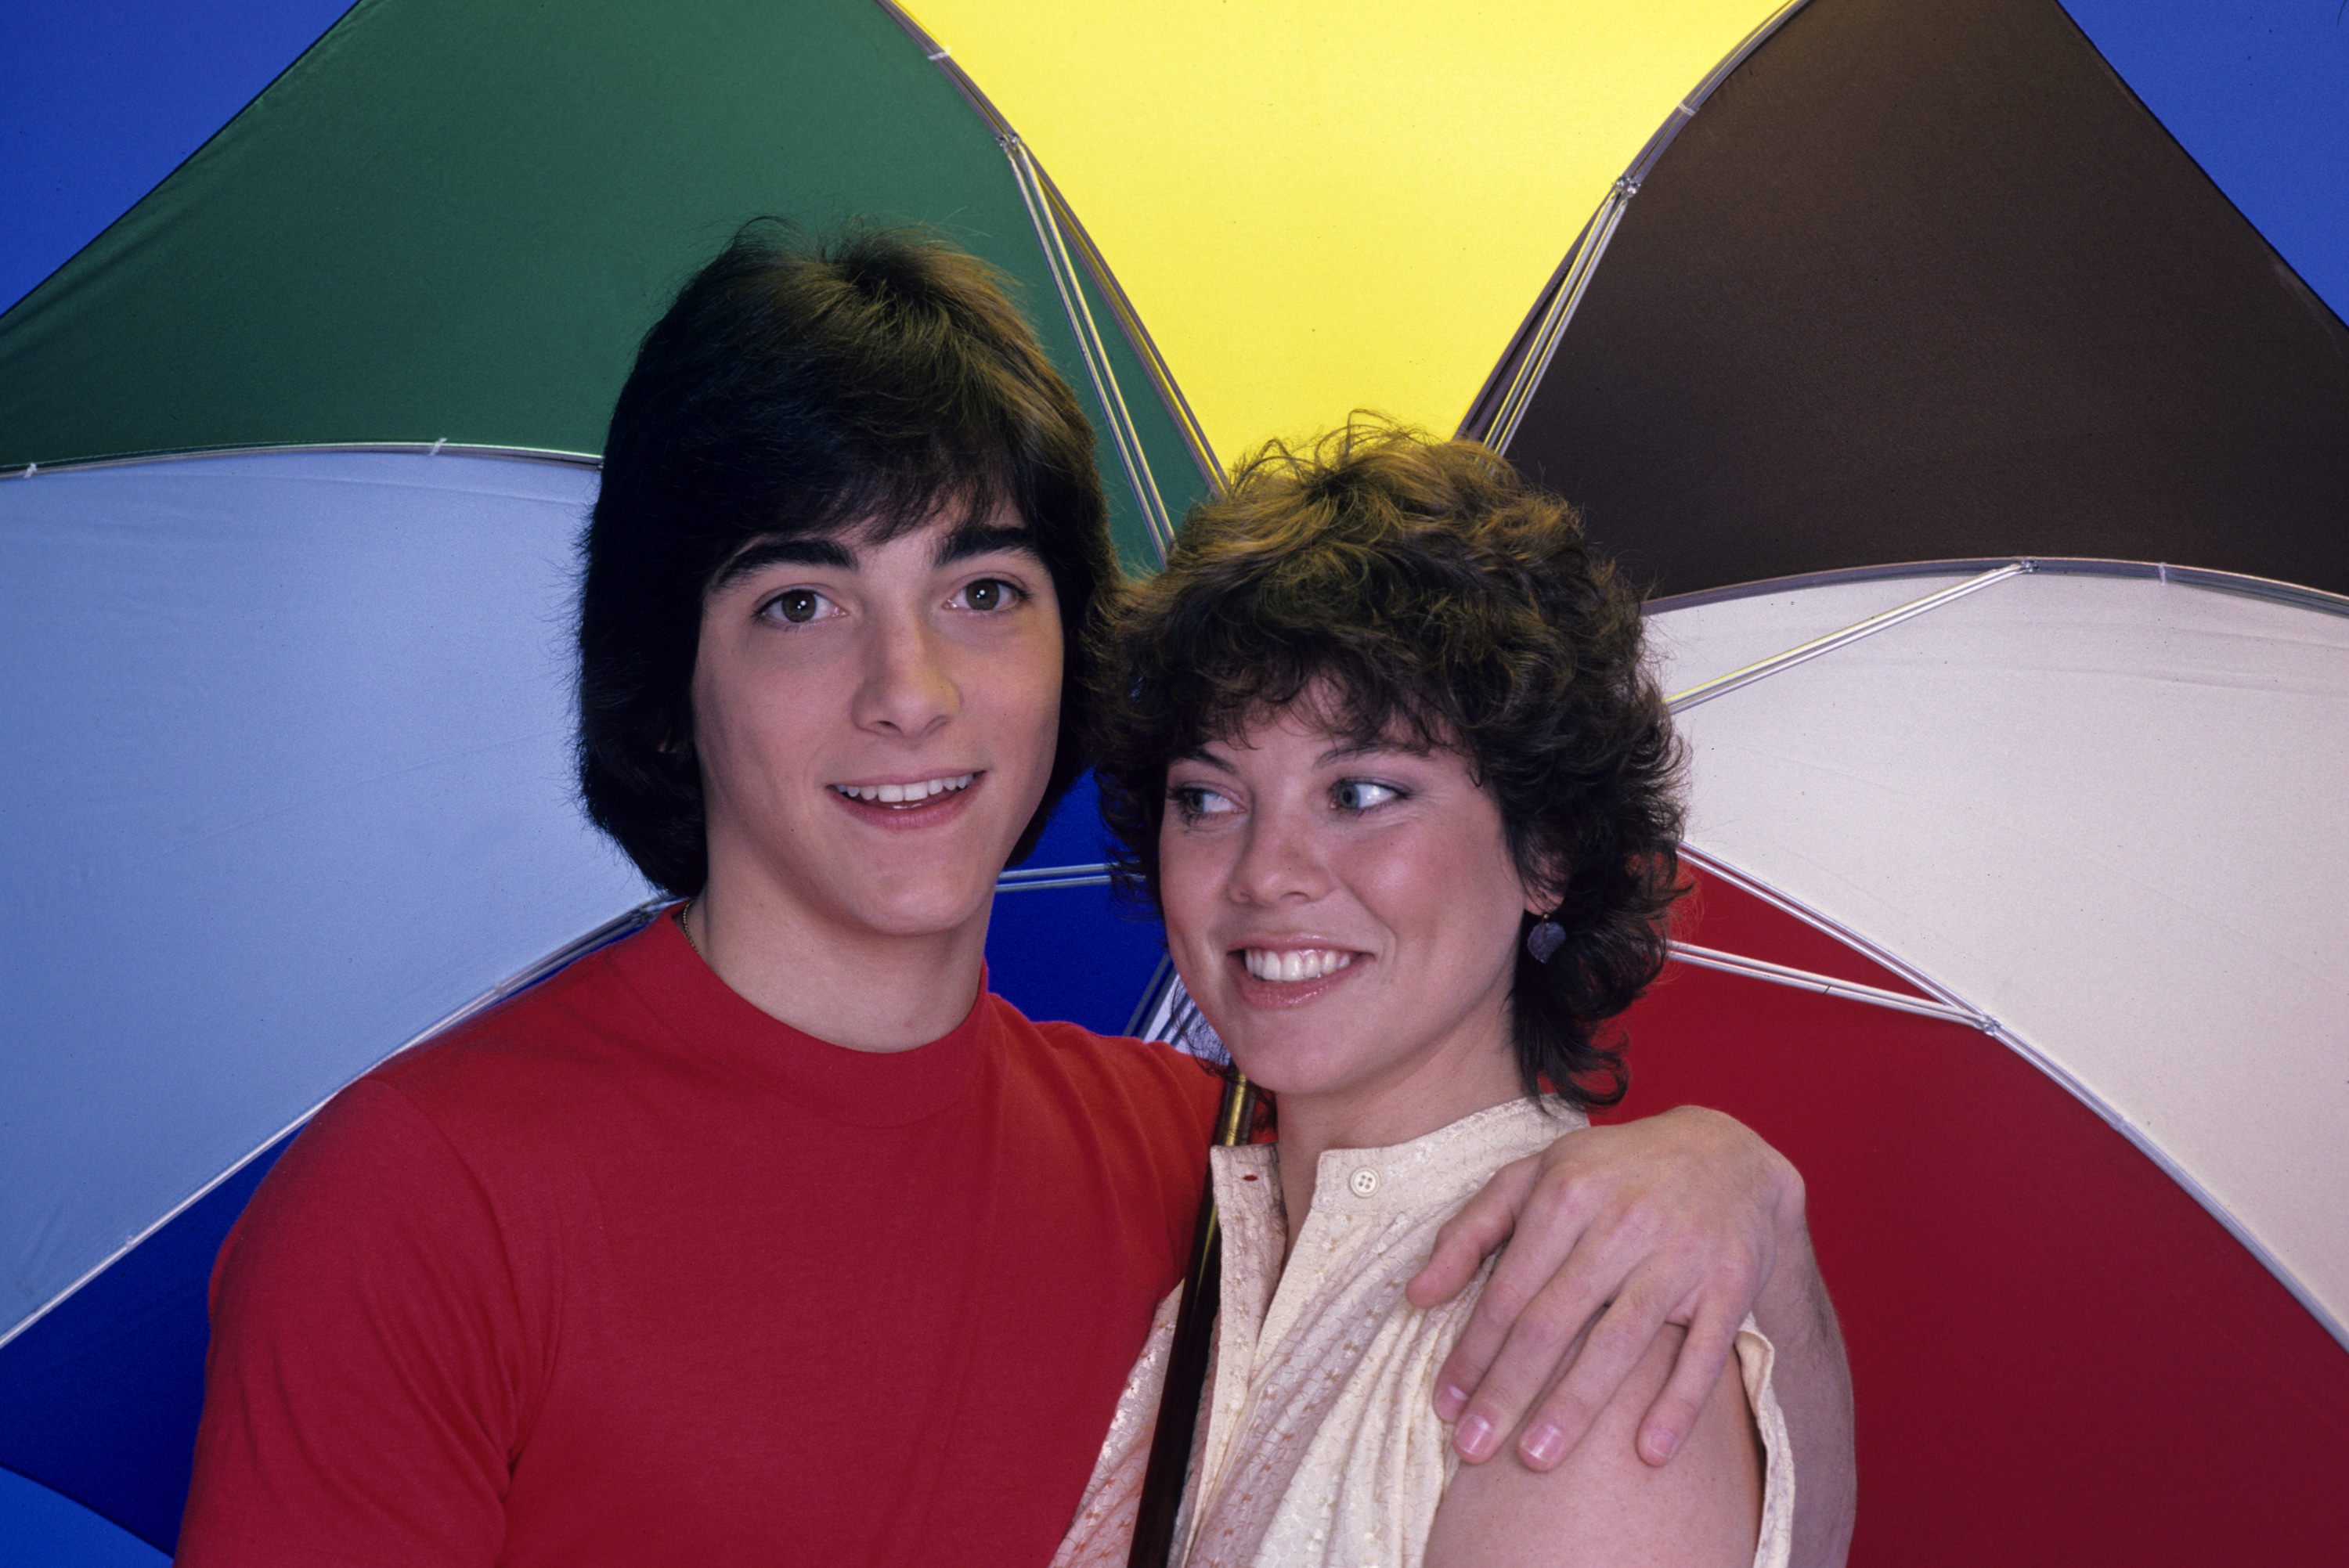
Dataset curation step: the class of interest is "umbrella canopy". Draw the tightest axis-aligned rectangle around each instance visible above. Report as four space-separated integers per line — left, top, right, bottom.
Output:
1629 563 2349 1562
1454 0 2349 1558
4 0 2346 1562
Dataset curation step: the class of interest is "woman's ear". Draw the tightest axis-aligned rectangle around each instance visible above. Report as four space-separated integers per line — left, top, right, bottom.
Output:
1521 853 1569 918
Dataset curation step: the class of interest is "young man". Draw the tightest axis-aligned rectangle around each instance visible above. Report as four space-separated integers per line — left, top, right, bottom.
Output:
179 226 1852 1566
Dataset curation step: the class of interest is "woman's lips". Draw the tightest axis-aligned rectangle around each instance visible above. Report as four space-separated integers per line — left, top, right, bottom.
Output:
1228 946 1366 1008
1243 947 1355 982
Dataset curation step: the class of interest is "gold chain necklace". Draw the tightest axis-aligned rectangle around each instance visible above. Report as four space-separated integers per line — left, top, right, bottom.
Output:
674 898 706 961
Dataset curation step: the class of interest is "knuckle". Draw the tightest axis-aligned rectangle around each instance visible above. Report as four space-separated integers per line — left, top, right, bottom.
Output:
1476 1273 1539 1325
1513 1296 1585 1351
1709 1248 1759 1292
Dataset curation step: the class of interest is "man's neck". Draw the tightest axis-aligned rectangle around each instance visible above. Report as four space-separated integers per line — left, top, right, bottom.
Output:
682 885 991 1052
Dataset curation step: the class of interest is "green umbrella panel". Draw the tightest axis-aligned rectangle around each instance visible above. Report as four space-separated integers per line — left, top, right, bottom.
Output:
0 0 1207 574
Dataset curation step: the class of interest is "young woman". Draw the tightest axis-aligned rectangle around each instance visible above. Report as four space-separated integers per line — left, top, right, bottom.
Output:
1057 424 1800 1567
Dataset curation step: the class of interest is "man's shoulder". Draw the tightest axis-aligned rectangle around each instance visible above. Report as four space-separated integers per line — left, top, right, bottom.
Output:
985 995 1225 1125
360 916 678 1121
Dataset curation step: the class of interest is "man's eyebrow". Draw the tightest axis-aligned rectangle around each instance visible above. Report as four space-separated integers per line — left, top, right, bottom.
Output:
709 535 857 590
934 518 1042 568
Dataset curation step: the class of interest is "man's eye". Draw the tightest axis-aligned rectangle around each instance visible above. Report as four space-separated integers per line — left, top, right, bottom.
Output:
763 588 832 624
1332 779 1402 811
956 577 1020 613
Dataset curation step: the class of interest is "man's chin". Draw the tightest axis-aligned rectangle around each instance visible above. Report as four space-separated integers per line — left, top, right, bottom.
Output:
840 883 1000 946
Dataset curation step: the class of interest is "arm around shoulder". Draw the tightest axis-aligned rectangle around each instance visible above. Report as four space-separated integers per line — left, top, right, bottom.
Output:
179 1079 524 1567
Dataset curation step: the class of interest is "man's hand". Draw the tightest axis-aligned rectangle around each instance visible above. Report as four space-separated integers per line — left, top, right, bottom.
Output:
1406 1105 1803 1472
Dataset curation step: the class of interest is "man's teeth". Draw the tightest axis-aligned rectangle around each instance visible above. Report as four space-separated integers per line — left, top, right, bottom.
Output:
1243 949 1355 983
835 773 976 805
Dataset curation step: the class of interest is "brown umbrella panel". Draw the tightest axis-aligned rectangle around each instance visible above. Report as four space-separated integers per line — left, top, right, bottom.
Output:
1472 0 2349 601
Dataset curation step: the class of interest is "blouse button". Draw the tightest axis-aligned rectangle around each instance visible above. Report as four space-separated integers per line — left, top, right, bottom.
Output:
1349 1167 1380 1197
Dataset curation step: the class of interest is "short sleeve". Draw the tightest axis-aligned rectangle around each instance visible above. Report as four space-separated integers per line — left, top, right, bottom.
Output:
178 1079 532 1567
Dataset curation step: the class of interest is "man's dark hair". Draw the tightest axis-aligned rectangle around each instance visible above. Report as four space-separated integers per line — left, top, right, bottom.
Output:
1088 421 1684 1108
579 222 1119 896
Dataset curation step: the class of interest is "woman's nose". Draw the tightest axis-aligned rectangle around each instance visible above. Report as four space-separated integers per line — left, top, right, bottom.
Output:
1229 807 1330 905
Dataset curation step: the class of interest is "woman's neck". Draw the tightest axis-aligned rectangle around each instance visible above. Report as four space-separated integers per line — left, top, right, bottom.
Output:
1271 1032 1525 1259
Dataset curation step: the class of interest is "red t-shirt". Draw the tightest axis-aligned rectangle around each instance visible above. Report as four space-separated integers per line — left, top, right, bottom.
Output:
179 914 1221 1566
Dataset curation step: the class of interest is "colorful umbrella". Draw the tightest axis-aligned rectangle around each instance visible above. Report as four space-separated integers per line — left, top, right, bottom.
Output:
4 0 2345 1562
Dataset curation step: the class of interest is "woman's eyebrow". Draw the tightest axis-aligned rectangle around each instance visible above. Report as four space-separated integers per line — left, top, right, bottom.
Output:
1171 746 1238 775
1315 737 1413 766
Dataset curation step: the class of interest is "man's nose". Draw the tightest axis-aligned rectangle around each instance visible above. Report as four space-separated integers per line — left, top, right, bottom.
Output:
854 613 958 737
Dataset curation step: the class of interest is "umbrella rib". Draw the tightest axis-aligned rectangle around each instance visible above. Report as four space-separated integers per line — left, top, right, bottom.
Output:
1024 159 1225 499
1680 846 2349 1356
1666 941 1990 1027
1666 561 2027 712
1477 188 1638 454
1001 137 1178 559
994 860 1114 892
1 440 604 479
1677 845 1983 1013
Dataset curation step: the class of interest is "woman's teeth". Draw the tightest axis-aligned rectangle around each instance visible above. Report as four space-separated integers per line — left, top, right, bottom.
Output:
1243 949 1355 983
835 773 975 805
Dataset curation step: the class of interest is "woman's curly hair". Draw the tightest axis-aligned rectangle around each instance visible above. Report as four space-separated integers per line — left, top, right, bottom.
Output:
1088 420 1684 1109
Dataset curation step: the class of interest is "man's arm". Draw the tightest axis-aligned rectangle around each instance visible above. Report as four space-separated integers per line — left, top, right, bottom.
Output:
1406 1105 1856 1568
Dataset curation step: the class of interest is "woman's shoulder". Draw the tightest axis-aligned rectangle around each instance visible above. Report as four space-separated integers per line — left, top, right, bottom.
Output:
1422 1317 1787 1568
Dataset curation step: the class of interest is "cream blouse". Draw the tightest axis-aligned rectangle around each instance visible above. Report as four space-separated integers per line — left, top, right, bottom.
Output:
1052 1097 1795 1568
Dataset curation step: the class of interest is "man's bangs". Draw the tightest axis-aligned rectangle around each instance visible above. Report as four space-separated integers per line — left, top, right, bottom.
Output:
796 443 1022 547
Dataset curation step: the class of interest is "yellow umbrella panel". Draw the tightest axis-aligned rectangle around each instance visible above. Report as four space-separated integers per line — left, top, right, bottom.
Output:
901 0 1797 470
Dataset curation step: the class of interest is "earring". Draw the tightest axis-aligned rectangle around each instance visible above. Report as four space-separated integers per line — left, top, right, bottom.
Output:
1525 917 1566 964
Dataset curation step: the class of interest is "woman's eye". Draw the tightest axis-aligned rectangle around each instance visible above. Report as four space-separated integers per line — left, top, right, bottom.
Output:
1169 784 1237 820
954 577 1021 612
1332 779 1402 811
763 588 834 625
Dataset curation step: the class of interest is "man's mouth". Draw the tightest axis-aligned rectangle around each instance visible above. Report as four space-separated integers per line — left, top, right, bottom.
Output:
1242 948 1356 983
832 773 976 807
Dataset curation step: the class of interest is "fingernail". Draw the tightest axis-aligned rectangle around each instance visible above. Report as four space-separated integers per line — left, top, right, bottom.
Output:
1434 1383 1468 1420
1521 1424 1564 1468
1456 1413 1496 1460
1647 1427 1680 1462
